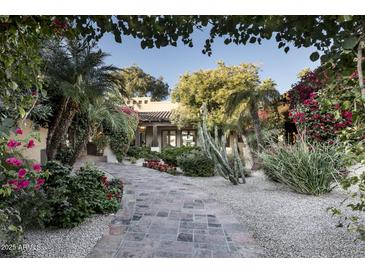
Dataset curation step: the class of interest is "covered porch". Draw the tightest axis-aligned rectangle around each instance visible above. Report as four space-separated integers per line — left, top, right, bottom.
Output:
135 122 197 152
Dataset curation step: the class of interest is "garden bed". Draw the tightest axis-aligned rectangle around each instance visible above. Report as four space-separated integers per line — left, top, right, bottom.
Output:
185 171 365 257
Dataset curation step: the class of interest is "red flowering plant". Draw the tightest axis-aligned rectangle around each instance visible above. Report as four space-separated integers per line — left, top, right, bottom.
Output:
288 70 325 109
289 92 353 143
288 69 356 144
0 127 48 197
100 177 124 212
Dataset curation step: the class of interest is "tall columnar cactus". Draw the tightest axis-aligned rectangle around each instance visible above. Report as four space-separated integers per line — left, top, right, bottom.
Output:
198 104 247 185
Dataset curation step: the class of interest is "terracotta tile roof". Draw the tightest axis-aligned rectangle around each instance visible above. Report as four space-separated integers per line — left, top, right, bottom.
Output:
138 111 172 122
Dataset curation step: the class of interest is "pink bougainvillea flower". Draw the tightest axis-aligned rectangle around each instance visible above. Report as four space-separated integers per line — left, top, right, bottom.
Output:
35 178 46 190
5 157 23 167
7 139 18 148
15 128 23 135
341 110 353 121
19 180 30 189
8 179 18 186
34 184 42 190
18 168 27 179
8 179 20 191
32 163 42 172
26 139 35 148
36 178 45 185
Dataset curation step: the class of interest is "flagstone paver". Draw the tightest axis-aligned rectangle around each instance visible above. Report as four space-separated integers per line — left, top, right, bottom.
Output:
88 163 265 258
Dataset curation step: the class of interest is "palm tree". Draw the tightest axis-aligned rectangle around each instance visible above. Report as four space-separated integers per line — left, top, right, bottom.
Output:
43 39 123 160
64 90 135 165
226 79 279 151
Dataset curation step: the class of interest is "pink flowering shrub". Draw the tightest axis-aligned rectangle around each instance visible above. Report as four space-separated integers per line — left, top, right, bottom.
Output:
119 106 139 118
288 70 325 108
1 127 48 257
0 129 47 196
288 70 354 143
290 92 353 143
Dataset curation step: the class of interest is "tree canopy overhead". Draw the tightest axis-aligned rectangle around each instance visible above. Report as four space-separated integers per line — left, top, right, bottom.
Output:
118 66 169 101
1 15 365 126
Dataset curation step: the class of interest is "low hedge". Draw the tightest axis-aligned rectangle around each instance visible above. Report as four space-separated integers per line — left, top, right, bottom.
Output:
127 146 160 161
177 150 215 177
161 146 198 166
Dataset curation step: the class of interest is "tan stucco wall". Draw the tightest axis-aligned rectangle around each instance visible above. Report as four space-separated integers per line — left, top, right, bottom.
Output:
127 97 178 112
14 120 48 163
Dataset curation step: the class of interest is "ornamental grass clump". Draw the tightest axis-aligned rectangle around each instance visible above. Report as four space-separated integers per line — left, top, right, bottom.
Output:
259 140 344 195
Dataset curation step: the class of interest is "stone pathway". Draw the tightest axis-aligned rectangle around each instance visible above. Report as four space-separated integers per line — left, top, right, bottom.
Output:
88 163 265 258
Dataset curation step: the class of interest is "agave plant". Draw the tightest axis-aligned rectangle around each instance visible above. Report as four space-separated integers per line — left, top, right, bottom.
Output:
259 138 344 195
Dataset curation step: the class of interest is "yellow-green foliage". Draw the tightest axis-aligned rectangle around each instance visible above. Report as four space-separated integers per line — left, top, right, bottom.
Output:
171 62 271 129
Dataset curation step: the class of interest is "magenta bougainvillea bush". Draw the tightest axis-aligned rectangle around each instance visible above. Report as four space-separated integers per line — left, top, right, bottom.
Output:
289 92 353 143
0 127 48 196
0 127 48 257
288 70 353 143
288 70 325 108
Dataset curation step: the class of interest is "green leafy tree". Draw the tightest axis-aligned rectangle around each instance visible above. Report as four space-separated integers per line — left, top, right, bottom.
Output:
172 62 260 129
119 66 169 101
172 62 278 147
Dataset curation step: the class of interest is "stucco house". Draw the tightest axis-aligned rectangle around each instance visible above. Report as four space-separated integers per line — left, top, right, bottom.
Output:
126 97 254 168
15 97 257 167
126 97 197 152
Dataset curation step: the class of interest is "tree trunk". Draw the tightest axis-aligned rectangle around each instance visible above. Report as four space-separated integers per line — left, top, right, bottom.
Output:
249 103 263 151
47 97 69 150
356 40 365 108
46 99 78 160
240 134 254 169
67 125 91 166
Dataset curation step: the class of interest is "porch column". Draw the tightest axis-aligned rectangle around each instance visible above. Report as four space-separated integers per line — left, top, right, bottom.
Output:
152 125 158 147
135 127 140 147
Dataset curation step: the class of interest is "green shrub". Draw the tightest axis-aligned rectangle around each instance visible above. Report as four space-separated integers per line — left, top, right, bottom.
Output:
13 190 50 229
127 146 161 160
41 162 123 228
259 141 344 195
44 160 72 182
127 146 147 158
109 131 130 162
161 146 198 166
0 207 23 257
177 150 215 177
143 151 161 161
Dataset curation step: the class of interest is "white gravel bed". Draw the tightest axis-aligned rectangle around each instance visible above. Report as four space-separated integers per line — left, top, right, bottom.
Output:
185 171 365 257
22 214 112 258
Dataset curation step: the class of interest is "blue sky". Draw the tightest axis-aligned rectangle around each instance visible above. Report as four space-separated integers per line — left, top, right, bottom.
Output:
97 30 320 94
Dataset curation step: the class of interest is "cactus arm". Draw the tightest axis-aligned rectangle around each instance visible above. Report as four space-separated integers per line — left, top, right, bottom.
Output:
233 137 246 184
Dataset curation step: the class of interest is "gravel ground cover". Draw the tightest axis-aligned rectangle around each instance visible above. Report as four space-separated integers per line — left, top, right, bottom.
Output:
185 171 365 257
22 214 112 258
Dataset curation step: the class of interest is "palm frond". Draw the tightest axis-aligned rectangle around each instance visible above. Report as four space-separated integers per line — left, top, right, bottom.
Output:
225 89 252 116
